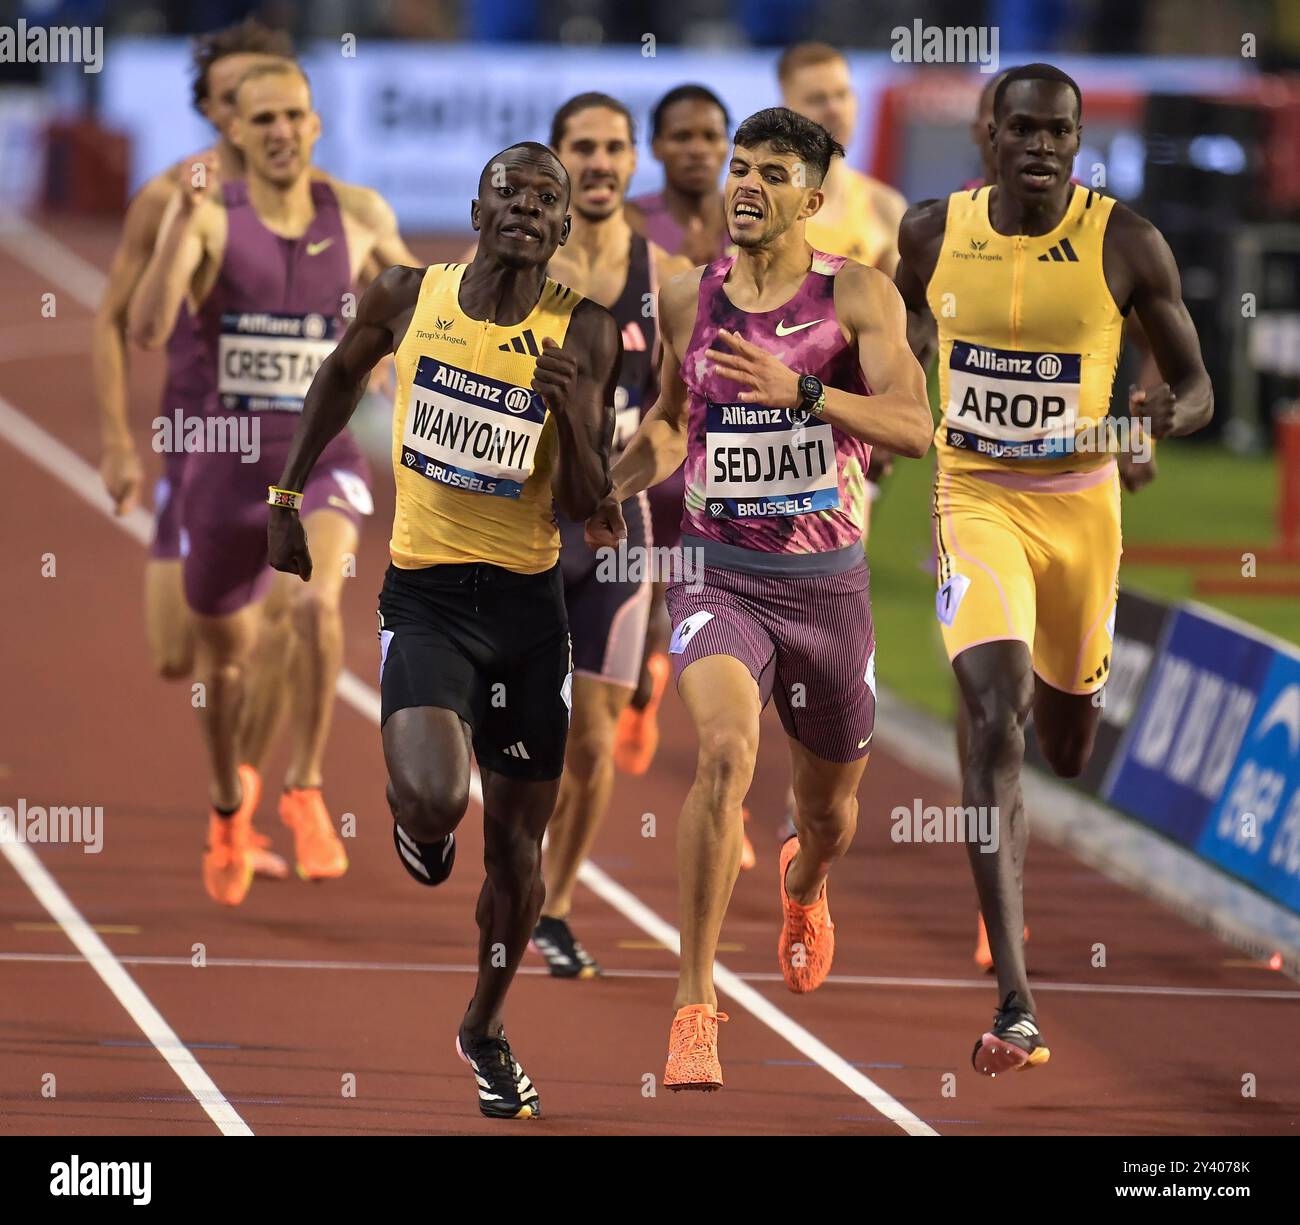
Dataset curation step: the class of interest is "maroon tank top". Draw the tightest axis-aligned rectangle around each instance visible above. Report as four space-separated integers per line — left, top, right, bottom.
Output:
198 179 352 443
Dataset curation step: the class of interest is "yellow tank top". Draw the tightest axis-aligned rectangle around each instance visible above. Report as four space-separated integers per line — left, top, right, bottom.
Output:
390 262 579 572
926 184 1125 477
805 166 893 268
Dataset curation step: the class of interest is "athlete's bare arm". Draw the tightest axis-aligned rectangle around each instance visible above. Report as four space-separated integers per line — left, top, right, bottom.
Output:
651 242 693 285
867 177 909 277
541 297 620 521
837 263 932 455
333 180 419 283
128 160 222 350
268 265 424 580
894 198 946 368
92 170 180 511
1104 205 1213 438
586 267 700 548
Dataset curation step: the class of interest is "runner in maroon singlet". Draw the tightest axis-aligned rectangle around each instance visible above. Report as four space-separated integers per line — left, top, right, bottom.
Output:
129 60 417 906
590 108 932 1090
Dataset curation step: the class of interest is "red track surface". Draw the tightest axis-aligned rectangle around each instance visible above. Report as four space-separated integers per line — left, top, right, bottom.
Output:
2 221 1299 1137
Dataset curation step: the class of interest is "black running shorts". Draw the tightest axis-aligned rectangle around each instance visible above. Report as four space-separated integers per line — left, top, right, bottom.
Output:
377 561 572 781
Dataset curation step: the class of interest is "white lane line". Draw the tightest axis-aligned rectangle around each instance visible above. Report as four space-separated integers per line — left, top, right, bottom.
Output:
0 228 938 1137
5 951 1298 1002
1 393 256 1133
0 214 107 309
0 841 252 1136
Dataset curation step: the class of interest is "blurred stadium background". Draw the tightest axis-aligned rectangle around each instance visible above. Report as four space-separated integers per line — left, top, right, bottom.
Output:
2 0 1299 913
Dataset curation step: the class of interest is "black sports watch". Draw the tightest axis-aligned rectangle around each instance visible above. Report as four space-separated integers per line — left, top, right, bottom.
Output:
796 373 826 418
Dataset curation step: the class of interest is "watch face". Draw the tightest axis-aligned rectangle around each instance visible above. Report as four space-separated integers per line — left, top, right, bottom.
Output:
800 374 823 401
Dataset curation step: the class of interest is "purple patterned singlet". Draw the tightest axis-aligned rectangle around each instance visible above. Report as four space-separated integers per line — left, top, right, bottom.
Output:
680 250 872 555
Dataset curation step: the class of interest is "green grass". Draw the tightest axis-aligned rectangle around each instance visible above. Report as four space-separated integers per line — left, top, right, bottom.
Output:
867 439 1294 723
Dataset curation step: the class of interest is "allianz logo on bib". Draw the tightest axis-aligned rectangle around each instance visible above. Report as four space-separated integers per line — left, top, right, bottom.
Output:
423 362 536 413
228 311 328 339
719 405 810 427
961 347 1063 380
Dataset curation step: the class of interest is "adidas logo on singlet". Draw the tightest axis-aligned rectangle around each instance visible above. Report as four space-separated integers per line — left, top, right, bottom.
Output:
1038 238 1079 263
499 329 542 357
1084 652 1111 686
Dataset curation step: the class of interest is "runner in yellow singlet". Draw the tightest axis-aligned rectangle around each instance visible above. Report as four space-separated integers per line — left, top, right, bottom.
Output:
896 64 1213 1076
268 143 620 1121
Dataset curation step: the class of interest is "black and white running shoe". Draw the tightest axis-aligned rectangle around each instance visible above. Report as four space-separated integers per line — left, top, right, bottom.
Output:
531 915 601 979
456 1028 541 1119
971 991 1051 1076
392 823 455 887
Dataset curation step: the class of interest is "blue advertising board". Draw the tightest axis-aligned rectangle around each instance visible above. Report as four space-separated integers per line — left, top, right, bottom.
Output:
1197 649 1300 912
1103 607 1275 847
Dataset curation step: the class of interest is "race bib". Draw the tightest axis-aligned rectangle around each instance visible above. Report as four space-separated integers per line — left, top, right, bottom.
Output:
704 401 839 520
218 312 338 412
936 572 971 627
400 356 546 499
945 340 1080 461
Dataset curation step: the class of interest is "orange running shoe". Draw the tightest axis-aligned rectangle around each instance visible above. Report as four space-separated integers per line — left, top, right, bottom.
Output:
739 806 756 871
237 764 289 880
663 1004 729 1091
974 913 1030 973
613 651 670 775
203 811 254 906
279 787 349 880
777 835 834 993
202 769 262 907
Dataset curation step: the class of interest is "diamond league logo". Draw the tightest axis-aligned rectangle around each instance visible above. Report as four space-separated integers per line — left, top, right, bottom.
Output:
950 432 965 447
709 500 724 516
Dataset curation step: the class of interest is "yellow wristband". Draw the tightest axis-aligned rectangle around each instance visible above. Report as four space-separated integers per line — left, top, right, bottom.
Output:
267 486 303 510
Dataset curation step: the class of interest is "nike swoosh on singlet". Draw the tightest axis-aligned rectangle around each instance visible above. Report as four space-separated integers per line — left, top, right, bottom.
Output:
306 238 334 256
774 318 825 337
